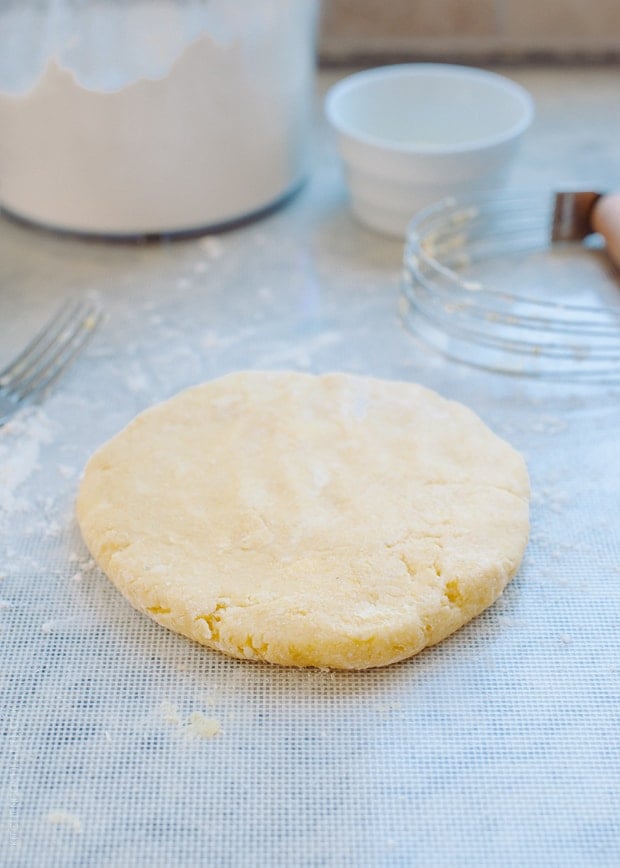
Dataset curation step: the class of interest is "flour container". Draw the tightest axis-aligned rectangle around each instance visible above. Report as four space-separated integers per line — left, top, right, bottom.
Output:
0 0 319 236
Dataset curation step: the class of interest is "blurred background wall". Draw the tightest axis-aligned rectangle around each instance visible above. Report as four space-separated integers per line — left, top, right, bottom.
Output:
319 0 620 64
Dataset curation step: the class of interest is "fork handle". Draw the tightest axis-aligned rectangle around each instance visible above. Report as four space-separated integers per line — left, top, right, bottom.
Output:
592 192 620 272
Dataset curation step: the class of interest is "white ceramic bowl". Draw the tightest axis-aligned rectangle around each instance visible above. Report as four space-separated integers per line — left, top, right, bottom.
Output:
325 63 534 237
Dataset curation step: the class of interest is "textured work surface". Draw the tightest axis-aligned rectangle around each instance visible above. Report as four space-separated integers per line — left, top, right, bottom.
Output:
1 68 620 866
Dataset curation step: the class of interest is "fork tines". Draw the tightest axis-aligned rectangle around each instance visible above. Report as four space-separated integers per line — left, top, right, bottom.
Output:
0 299 102 421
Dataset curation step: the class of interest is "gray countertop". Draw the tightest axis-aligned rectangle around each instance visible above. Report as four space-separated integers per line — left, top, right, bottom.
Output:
1 67 619 867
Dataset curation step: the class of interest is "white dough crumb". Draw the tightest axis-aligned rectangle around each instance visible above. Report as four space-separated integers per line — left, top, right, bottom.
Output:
0 598 11 610
44 811 82 833
185 711 221 739
560 634 572 645
161 701 221 738
498 615 516 627
40 621 55 634
199 236 224 259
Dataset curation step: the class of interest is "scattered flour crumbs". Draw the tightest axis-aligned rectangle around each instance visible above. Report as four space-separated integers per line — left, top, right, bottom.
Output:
0 407 54 518
161 701 221 740
175 235 224 291
44 811 82 833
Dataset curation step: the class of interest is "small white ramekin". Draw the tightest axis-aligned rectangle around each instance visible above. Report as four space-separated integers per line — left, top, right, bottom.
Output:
325 63 534 237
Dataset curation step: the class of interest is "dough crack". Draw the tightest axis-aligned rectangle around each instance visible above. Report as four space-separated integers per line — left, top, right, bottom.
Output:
100 535 132 562
398 553 416 579
194 601 228 642
147 606 171 616
385 530 446 550
397 551 444 584
238 635 269 660
444 579 464 606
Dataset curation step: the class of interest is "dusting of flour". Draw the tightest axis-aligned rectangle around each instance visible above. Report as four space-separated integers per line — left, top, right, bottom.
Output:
0 408 54 517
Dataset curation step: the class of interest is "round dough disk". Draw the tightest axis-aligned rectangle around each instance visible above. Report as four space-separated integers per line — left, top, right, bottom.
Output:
76 371 529 669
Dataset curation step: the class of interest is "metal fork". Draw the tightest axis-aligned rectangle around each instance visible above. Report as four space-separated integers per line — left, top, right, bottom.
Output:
0 299 102 426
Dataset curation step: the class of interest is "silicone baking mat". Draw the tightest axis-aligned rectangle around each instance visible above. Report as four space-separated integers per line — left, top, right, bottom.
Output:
1 189 619 867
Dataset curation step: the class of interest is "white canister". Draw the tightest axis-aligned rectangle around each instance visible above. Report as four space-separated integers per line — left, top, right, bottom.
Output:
0 0 319 236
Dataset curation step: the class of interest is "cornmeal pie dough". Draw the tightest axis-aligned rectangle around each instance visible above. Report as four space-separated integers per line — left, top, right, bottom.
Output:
76 371 530 669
